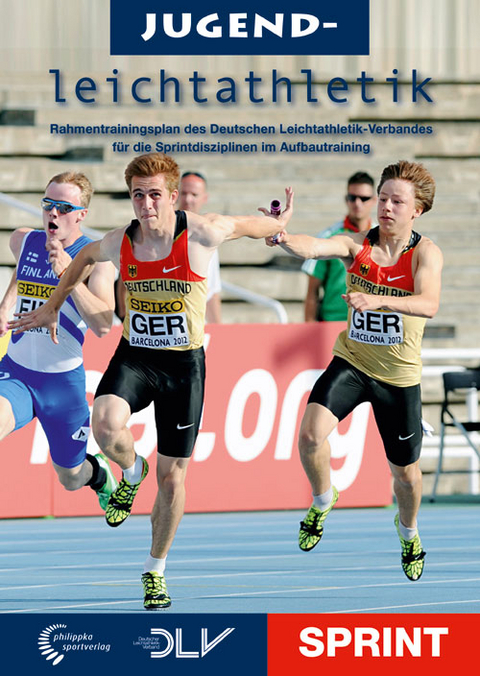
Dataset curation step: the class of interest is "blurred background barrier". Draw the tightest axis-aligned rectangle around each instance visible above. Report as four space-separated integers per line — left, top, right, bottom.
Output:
0 323 393 517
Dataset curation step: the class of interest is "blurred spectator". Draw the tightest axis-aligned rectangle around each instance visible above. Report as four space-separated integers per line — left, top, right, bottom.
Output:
302 172 376 322
178 171 222 324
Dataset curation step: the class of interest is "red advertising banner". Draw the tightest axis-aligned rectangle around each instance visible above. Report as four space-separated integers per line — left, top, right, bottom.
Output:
268 614 476 675
0 323 392 518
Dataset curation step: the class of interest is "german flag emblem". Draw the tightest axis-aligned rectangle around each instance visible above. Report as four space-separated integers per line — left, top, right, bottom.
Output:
128 264 138 278
359 263 370 276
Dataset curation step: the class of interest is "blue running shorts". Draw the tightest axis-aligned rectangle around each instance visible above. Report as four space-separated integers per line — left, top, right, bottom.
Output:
0 354 90 468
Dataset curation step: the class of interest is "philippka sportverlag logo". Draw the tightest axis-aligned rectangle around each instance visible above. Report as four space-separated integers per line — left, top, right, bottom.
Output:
37 624 111 666
110 0 370 56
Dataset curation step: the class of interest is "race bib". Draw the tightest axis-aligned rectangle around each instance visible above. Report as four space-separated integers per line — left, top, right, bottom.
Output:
128 297 190 349
348 309 404 346
17 296 53 337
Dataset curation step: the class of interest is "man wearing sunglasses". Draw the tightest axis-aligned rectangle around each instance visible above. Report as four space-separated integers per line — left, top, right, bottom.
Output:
302 171 376 322
0 171 117 509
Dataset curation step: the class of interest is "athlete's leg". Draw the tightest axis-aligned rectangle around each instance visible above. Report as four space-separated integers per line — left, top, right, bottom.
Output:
390 458 425 581
298 403 339 495
140 454 190 609
300 357 366 494
297 358 367 551
371 380 425 580
52 460 92 491
0 359 35 439
389 459 422 529
0 396 16 440
39 380 118 506
150 453 190 559
92 394 135 469
370 380 423 528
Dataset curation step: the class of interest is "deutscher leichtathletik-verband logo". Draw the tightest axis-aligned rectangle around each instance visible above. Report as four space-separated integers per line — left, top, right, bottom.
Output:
38 624 67 666
359 263 370 276
128 264 138 278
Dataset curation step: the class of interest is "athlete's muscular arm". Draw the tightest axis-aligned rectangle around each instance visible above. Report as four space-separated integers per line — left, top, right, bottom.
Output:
343 239 443 318
0 268 18 336
45 237 115 337
8 229 122 343
271 230 360 263
188 187 294 247
68 261 116 338
0 229 32 335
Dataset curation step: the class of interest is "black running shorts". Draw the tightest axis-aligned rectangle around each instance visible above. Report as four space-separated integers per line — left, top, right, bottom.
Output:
95 337 205 458
308 356 423 467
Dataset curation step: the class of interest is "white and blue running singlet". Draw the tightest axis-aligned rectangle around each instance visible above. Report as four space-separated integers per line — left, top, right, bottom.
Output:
9 230 92 373
0 230 93 468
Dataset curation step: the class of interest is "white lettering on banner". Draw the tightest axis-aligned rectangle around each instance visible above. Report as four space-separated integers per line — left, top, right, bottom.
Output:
193 332 216 461
30 420 49 464
298 626 449 658
275 369 322 460
225 369 278 461
142 13 327 41
193 432 216 461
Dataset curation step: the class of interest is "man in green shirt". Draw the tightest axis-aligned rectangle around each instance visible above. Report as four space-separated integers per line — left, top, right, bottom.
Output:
303 172 376 321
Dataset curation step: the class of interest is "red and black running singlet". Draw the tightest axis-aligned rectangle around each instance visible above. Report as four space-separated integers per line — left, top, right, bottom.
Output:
333 227 426 386
120 211 208 351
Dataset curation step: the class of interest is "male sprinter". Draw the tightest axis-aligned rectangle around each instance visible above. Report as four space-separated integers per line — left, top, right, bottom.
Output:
265 160 442 582
11 153 294 609
0 172 117 508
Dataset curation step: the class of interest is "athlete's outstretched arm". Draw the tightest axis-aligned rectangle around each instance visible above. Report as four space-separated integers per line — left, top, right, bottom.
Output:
8 230 120 343
269 230 359 262
188 187 294 247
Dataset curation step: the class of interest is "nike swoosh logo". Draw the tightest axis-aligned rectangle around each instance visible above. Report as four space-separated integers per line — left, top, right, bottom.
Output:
163 265 181 274
0 373 10 380
387 275 405 282
177 423 194 430
399 433 415 441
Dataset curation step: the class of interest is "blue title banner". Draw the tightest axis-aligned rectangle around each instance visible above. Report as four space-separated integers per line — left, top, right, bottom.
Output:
110 0 370 56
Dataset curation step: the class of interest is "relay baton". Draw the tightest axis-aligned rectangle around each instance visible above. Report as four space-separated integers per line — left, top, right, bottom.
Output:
270 199 281 243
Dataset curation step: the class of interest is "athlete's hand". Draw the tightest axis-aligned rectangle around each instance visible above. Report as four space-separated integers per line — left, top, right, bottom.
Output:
46 239 72 278
8 301 59 344
265 230 287 247
258 186 294 228
342 292 382 313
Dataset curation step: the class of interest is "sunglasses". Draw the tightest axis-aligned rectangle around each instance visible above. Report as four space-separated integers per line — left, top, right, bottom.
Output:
346 194 373 203
41 198 85 214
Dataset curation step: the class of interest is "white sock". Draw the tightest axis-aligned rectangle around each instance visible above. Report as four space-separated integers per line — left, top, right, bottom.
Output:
397 517 417 541
313 487 334 511
123 455 143 484
143 555 166 575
